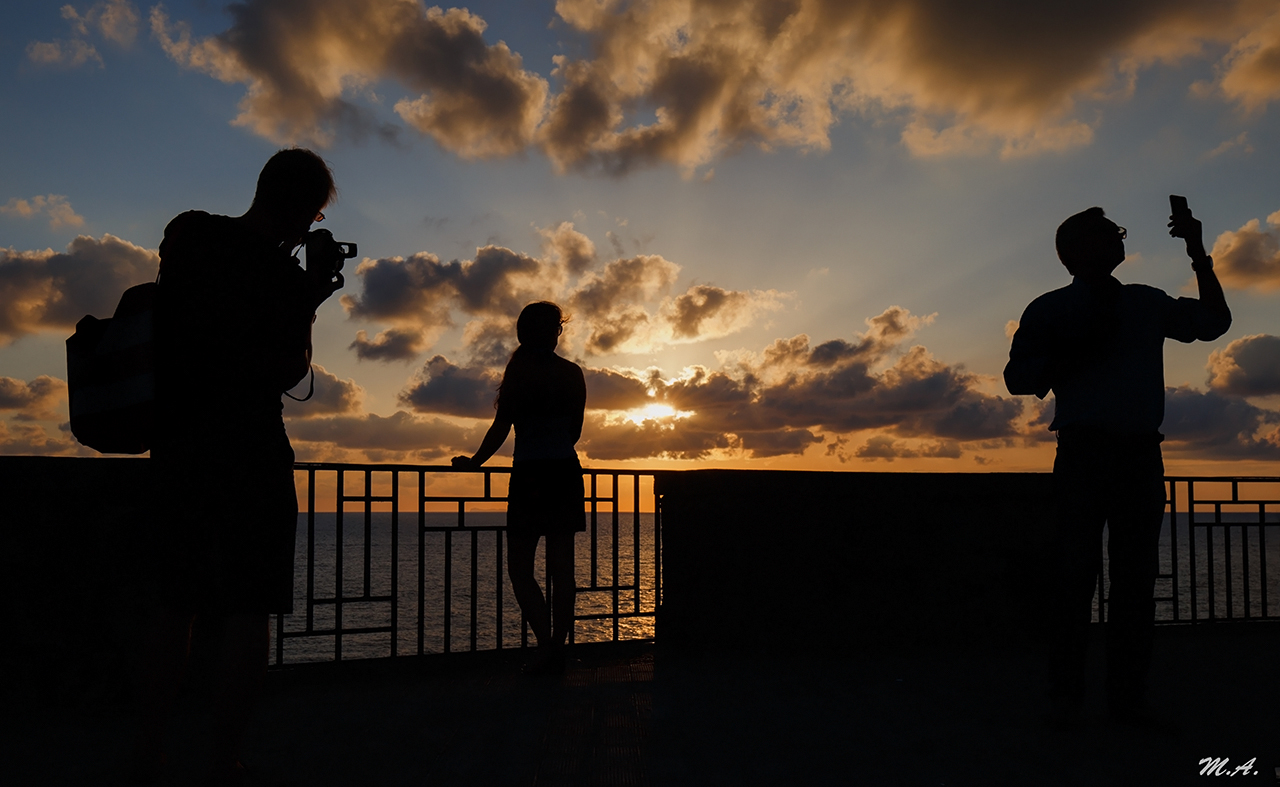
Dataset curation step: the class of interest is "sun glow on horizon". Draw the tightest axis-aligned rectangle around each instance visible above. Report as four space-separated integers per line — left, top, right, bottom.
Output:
621 403 694 425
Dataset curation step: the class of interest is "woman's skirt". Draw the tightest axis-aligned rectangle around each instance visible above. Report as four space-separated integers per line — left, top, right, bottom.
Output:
506 458 586 539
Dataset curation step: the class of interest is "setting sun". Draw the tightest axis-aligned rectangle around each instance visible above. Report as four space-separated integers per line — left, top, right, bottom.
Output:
621 403 692 426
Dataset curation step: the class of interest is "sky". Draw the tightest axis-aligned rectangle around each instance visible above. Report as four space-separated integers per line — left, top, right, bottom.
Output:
3 0 1280 474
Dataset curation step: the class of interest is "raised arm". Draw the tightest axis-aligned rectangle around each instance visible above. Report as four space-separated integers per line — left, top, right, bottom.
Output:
1169 210 1231 340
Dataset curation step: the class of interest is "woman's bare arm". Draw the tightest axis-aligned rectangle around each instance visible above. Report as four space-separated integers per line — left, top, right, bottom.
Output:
453 414 513 468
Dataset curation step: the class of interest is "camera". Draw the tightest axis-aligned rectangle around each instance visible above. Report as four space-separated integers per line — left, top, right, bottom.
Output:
304 228 358 287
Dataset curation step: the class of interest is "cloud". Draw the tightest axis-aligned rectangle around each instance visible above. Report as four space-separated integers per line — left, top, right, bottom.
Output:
564 253 787 355
539 221 597 275
664 285 787 341
286 410 480 460
854 434 962 462
26 1 140 68
26 39 102 68
0 376 67 421
740 428 824 458
1206 334 1280 397
283 364 364 419
398 355 502 418
0 421 80 455
1163 385 1280 458
343 245 548 330
578 411 738 461
565 307 1019 461
1204 131 1254 158
0 234 158 342
1 195 86 230
1209 210 1280 290
151 0 547 152
541 0 1267 172
145 0 1280 171
344 229 787 361
349 327 428 363
1213 6 1280 112
583 366 652 411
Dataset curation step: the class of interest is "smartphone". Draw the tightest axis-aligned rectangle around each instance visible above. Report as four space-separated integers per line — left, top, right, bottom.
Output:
1170 194 1190 217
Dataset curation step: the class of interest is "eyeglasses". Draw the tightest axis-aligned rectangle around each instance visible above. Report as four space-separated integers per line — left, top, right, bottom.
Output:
1116 226 1127 240
314 211 325 223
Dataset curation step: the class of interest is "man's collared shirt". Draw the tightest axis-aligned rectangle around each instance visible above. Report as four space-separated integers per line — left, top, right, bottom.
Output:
1004 275 1231 435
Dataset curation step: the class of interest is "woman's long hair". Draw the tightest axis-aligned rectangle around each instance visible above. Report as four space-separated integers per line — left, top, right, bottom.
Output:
495 302 568 411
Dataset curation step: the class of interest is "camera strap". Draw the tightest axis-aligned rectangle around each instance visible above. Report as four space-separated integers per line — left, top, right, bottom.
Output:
284 365 315 402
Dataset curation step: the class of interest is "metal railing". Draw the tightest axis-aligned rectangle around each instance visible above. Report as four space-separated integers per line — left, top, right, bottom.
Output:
1094 476 1279 624
272 463 662 666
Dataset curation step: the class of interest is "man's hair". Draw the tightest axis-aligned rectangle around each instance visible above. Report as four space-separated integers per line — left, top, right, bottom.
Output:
253 148 336 213
1055 206 1110 271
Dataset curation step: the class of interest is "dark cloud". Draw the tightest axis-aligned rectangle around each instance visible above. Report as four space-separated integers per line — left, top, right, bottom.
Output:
854 434 962 462
342 246 546 329
578 412 737 461
1162 386 1280 458
152 0 547 154
283 364 363 419
459 317 517 367
583 366 652 411
0 234 158 342
398 355 501 418
287 410 479 458
350 328 428 363
740 428 823 458
666 285 784 341
1206 334 1280 397
0 375 67 421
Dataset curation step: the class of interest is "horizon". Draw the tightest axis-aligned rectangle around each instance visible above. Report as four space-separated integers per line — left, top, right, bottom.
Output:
5 0 1280 475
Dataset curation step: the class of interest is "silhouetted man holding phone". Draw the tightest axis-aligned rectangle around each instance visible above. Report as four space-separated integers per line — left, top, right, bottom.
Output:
1004 201 1230 729
136 148 345 783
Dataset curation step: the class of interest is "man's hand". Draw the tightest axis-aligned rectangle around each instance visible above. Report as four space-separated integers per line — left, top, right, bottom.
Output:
306 269 344 310
1168 212 1207 261
451 455 476 469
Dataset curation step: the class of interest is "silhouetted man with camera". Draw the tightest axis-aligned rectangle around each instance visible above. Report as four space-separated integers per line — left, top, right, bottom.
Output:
136 148 346 783
1005 204 1230 729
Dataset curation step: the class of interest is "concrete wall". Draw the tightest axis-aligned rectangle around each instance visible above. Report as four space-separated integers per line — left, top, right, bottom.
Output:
655 470 1058 650
1 456 154 704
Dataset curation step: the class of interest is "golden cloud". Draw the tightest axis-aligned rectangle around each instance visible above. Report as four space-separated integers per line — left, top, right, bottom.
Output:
151 0 547 153
1209 209 1280 290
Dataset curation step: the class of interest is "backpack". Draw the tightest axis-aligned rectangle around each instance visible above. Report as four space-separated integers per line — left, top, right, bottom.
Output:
65 281 157 454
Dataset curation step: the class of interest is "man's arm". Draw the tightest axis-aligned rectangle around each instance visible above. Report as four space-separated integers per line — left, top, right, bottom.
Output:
1004 304 1053 399
1169 212 1232 341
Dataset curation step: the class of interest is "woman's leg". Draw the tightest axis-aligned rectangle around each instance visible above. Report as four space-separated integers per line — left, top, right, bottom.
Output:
507 531 551 647
545 531 576 649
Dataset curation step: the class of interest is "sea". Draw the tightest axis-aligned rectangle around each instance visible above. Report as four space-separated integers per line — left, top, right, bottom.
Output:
273 510 1277 665
275 511 659 665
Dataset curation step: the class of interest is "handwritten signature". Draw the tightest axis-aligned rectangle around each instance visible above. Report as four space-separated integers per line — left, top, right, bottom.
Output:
1199 757 1258 777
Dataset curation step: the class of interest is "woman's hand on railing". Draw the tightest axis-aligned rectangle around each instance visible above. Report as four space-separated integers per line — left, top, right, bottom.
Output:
451 455 476 469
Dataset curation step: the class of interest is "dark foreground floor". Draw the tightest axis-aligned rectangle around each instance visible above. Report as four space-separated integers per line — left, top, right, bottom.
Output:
13 624 1278 787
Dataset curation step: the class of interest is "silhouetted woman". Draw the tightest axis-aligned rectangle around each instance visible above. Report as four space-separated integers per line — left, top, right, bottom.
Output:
453 302 586 674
